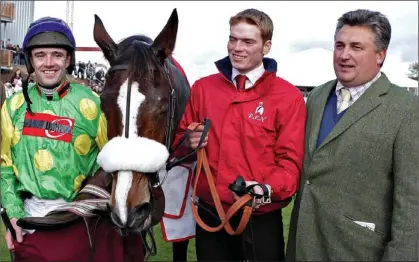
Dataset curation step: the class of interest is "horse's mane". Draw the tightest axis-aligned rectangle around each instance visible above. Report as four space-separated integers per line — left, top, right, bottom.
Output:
113 34 190 125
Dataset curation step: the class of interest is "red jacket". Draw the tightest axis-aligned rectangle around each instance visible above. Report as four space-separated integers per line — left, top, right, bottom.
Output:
173 57 306 214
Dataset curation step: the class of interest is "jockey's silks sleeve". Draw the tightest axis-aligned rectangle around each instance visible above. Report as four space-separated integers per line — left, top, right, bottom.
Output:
1 102 25 219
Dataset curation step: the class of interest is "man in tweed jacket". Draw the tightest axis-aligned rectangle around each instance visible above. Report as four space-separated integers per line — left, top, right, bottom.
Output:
286 9 418 261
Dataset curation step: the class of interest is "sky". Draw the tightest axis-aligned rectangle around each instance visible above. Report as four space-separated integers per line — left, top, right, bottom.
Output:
33 1 418 86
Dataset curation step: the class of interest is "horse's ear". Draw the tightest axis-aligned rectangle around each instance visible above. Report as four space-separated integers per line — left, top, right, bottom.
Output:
151 8 178 60
93 14 117 64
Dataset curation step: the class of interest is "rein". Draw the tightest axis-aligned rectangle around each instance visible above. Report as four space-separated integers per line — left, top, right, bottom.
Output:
185 122 254 236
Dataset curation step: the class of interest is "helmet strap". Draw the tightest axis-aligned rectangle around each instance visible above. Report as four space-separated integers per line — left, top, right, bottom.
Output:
22 77 34 115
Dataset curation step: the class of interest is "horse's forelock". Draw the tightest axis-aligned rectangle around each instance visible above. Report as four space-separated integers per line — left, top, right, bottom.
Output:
114 35 163 88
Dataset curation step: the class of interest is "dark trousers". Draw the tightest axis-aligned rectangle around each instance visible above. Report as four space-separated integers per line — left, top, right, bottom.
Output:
195 201 285 261
173 240 189 261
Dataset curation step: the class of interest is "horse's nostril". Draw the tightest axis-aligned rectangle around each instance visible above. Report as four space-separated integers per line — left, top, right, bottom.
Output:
126 203 151 227
109 207 125 228
136 203 152 216
132 203 152 218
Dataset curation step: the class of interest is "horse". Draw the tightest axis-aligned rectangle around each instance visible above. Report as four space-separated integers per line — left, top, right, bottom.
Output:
93 8 192 239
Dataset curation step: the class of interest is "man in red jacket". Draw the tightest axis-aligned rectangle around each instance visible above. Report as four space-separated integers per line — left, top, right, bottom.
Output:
173 8 306 261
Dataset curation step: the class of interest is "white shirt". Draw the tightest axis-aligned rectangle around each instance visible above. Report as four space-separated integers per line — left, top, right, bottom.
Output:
231 62 265 90
22 196 68 234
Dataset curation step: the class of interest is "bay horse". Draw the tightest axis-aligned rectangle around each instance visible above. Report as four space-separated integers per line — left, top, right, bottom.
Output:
93 8 192 237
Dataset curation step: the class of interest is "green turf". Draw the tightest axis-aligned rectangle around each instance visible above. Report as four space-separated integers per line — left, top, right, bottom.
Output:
1 203 293 262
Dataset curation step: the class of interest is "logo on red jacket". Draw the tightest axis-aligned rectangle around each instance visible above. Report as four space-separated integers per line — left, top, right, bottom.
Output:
249 101 267 123
22 112 75 143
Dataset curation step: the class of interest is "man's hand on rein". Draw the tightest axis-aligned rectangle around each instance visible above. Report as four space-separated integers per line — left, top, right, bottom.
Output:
188 124 208 149
232 181 272 209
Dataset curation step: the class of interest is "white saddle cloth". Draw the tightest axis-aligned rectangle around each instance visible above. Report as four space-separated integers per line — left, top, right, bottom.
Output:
158 162 197 242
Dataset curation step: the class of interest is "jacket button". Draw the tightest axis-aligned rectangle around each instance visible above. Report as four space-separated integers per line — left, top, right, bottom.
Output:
306 180 311 185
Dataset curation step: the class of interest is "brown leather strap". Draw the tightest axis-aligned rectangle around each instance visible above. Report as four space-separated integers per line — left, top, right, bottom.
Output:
188 122 253 236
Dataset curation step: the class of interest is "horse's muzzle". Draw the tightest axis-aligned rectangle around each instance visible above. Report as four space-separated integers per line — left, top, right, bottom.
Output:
108 203 152 235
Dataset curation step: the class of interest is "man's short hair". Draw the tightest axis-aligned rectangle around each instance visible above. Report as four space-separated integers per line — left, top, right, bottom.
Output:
229 9 274 43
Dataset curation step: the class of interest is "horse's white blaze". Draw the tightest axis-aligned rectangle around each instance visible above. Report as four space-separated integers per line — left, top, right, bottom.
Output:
115 79 145 225
115 170 132 225
117 80 145 137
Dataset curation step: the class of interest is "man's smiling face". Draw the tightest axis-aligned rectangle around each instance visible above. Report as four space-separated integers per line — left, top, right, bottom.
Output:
31 47 70 87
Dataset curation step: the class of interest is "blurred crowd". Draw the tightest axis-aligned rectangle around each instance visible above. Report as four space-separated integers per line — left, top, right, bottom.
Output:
70 60 106 93
1 69 35 98
1 39 26 65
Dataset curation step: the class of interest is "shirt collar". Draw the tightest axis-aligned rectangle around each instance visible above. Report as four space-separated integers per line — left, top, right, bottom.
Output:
231 62 265 86
336 71 382 95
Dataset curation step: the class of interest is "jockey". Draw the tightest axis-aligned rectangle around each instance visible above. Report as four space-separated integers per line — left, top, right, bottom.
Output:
1 16 144 262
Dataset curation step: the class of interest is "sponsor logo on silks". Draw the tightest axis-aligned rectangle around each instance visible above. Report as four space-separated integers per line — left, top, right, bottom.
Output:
248 102 267 123
22 112 75 143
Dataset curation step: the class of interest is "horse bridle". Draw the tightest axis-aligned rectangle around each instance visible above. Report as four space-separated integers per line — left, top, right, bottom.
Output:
105 57 209 184
104 54 212 259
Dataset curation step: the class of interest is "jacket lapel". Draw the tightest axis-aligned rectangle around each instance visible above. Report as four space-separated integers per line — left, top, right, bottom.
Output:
308 80 336 158
316 73 391 151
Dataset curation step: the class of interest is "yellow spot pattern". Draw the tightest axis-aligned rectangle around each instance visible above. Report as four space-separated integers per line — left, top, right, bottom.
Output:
12 165 18 177
74 134 91 155
12 127 20 146
34 149 54 171
74 174 86 192
10 93 24 111
79 98 97 120
42 110 56 116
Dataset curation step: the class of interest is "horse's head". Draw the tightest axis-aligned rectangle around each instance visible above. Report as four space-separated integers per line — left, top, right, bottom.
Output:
93 9 187 234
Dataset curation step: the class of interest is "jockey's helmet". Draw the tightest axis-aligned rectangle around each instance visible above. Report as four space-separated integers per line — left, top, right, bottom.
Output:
22 17 76 74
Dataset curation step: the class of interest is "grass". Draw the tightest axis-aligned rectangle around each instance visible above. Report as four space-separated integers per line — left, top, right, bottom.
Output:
1 202 293 262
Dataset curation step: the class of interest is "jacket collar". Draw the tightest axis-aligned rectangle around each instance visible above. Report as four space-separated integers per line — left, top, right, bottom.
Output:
308 72 391 157
35 79 71 101
214 56 277 82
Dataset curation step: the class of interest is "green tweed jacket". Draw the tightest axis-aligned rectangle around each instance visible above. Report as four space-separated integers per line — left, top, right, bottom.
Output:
286 73 418 261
